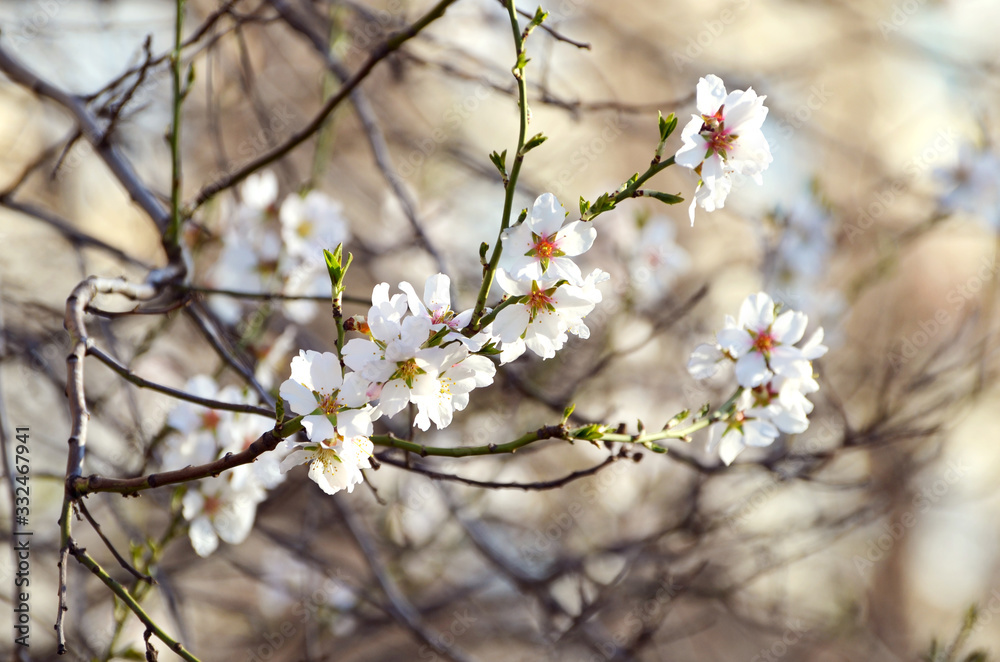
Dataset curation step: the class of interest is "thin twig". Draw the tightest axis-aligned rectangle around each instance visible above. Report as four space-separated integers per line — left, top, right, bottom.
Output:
190 0 461 210
269 0 451 278
88 345 275 418
0 45 172 238
69 540 201 662
334 499 479 662
77 500 155 584
376 453 623 490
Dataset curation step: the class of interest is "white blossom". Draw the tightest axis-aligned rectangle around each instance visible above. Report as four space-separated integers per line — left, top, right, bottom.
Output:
279 350 374 442
491 269 607 364
499 193 596 285
716 292 813 388
705 390 779 466
675 75 772 224
280 190 351 263
182 475 264 557
279 435 373 495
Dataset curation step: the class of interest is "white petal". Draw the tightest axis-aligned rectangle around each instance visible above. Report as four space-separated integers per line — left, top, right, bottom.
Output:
696 74 727 114
687 343 722 379
189 516 219 557
280 379 319 417
738 292 775 331
717 328 754 356
303 414 337 443
718 429 745 465
555 221 596 257
734 352 770 388
528 193 566 235
772 310 808 345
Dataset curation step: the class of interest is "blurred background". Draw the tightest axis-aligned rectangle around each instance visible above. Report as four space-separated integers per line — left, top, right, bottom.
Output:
2 0 1000 659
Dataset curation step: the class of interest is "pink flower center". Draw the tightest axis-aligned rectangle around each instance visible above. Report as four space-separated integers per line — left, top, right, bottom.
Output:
317 392 340 415
527 286 555 312
201 410 221 431
700 106 738 156
753 332 775 354
533 234 558 259
203 495 222 516
431 307 453 325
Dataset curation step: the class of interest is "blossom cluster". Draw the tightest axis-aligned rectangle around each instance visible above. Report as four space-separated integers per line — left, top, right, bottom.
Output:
168 74 822 557
676 74 773 225
687 292 827 464
207 170 350 324
162 377 284 557
493 193 608 363
276 193 609 498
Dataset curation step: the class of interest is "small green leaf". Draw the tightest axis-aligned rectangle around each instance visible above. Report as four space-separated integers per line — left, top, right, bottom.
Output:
562 404 575 424
477 340 502 356
521 132 548 155
658 111 677 142
647 191 684 205
275 398 285 427
575 424 607 441
479 242 489 266
489 149 508 178
530 6 549 28
579 196 589 217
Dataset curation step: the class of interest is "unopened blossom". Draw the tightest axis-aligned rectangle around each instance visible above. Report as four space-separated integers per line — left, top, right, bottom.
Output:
499 193 596 284
183 475 264 557
676 74 772 224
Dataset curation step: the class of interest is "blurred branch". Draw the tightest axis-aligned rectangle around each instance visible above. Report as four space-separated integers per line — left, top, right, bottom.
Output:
376 452 628 490
0 43 173 242
270 0 451 278
191 0 461 210
335 499 480 662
